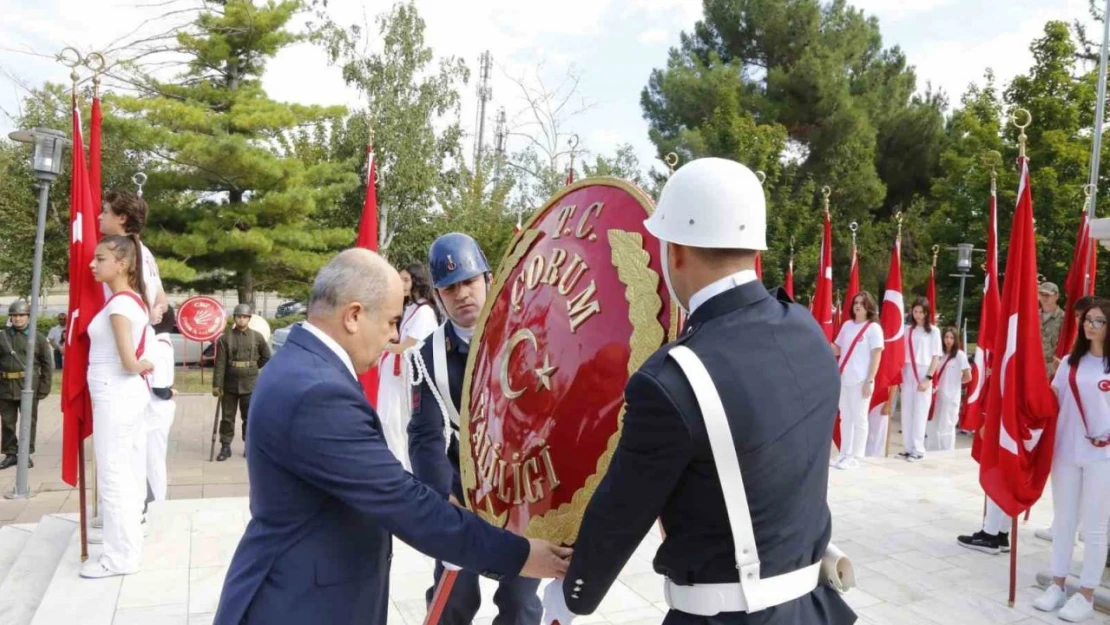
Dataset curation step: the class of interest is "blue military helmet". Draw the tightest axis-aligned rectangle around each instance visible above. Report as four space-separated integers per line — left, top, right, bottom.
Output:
428 233 491 289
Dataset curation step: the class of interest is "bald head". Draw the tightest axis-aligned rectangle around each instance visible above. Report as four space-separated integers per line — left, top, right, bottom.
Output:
308 248 404 373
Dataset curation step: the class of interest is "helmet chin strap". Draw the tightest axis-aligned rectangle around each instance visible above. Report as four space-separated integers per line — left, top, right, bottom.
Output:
660 241 688 315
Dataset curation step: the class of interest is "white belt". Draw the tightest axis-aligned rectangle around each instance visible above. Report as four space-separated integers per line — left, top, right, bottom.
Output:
663 562 820 616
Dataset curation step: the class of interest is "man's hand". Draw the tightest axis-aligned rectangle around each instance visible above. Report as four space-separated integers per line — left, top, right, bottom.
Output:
213 388 223 398
519 539 572 579
150 303 167 325
862 380 874 399
542 579 576 625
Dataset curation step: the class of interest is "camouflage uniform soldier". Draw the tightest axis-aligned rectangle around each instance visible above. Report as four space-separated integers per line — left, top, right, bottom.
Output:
0 300 53 469
212 304 271 461
1039 282 1064 376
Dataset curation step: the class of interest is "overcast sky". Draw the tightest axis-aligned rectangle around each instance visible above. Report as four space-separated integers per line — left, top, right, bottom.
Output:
0 0 1101 175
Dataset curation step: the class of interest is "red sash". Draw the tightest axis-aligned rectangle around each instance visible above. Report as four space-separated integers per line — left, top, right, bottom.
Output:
1068 363 1110 448
927 355 954 422
907 327 922 384
107 290 151 388
384 303 428 376
838 322 874 375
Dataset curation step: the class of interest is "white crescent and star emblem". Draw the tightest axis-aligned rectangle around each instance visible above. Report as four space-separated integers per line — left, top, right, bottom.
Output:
499 329 558 399
72 213 82 243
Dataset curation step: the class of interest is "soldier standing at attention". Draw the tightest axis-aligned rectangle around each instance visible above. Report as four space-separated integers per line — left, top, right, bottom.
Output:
0 300 53 470
542 158 855 624
213 304 271 461
1040 281 1064 376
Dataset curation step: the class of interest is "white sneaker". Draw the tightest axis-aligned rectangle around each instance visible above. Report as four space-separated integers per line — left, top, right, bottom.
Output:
1032 584 1068 612
1034 527 1053 542
90 515 103 529
1058 593 1095 622
840 458 861 470
79 559 136 579
830 455 846 468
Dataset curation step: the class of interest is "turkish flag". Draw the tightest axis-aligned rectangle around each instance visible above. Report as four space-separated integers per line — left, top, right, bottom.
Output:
356 144 381 406
978 158 1059 517
61 96 106 487
926 264 937 326
755 252 763 281
964 184 1001 434
785 258 795 299
839 245 860 337
1055 213 1097 360
89 96 102 212
811 212 834 341
866 237 906 448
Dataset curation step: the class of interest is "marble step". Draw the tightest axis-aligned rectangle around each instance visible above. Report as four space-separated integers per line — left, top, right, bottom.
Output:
1036 570 1110 614
31 517 121 625
0 524 34 588
0 514 78 625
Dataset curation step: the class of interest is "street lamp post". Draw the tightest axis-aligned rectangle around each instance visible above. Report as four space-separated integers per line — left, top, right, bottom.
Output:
6 127 69 500
950 243 976 335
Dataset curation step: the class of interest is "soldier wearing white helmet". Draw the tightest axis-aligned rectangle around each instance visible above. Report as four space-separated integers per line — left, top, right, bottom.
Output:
543 158 856 624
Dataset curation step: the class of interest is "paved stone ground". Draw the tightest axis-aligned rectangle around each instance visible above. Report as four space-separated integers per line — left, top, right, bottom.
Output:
10 395 1110 624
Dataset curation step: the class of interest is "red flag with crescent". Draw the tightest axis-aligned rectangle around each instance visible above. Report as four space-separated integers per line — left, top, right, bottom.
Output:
867 237 905 436
965 183 1001 435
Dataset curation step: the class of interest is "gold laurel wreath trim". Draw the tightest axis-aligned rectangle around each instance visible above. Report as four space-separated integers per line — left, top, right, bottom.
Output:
522 229 663 543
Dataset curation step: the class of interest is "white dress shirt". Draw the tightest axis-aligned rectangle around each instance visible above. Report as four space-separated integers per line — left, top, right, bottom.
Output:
688 269 760 316
303 321 357 380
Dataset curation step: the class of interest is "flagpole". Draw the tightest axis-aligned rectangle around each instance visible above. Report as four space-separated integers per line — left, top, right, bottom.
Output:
885 212 904 458
1085 0 1110 279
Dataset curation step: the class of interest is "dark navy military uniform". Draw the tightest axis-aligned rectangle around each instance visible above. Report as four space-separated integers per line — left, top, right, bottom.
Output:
409 321 542 625
563 281 856 624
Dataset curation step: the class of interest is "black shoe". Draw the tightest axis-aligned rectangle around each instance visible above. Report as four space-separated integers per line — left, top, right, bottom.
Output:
957 530 1000 555
998 531 1010 553
0 455 16 470
896 451 911 459
27 457 32 469
216 445 231 462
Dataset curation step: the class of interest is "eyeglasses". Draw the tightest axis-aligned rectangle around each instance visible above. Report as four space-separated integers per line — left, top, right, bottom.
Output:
1084 318 1107 329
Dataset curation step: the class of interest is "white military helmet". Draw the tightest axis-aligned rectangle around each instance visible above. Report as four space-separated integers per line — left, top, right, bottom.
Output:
644 157 767 251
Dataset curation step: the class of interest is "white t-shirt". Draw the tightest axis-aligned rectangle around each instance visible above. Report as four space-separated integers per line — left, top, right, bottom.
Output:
149 332 175 390
904 325 943 372
935 350 970 399
1051 354 1110 463
402 302 438 342
101 242 162 314
835 319 884 385
88 292 150 375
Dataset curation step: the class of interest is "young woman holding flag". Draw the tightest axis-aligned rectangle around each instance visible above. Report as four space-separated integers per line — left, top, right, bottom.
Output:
1035 299 1110 622
81 234 154 579
900 298 943 461
925 327 971 452
831 291 884 469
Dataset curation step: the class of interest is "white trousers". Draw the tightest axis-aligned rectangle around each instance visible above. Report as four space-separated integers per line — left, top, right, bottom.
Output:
865 409 888 458
925 391 960 452
376 363 412 471
89 370 148 574
983 497 1013 535
838 382 869 459
145 398 175 502
900 365 932 455
1050 458 1110 588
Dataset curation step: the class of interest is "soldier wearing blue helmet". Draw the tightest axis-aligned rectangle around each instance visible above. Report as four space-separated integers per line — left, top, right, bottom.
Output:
409 233 543 624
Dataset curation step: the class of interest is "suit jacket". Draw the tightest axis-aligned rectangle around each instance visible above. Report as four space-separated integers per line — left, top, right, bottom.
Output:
215 325 530 625
564 282 856 624
408 322 466 501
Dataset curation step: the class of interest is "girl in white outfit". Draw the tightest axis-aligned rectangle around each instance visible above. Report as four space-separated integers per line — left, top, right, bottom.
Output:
376 263 439 469
82 234 154 579
1034 299 1110 623
925 327 971 452
900 298 942 461
831 291 884 469
146 309 177 502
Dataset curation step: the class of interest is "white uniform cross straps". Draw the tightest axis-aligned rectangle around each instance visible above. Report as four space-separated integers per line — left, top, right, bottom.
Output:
666 346 820 615
431 325 461 428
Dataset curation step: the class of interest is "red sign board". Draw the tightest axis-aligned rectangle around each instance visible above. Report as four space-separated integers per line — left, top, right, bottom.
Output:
177 296 226 342
459 178 678 545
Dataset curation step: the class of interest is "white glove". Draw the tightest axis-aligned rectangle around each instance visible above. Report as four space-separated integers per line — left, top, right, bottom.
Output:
542 579 576 625
443 561 462 572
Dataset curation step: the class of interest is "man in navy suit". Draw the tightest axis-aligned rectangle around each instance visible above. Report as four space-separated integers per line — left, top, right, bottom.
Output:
215 249 571 625
542 158 855 624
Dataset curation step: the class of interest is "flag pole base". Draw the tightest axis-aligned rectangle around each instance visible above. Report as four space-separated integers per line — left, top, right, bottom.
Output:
3 488 32 500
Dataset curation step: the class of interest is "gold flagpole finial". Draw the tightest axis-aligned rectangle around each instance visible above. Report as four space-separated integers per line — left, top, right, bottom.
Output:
59 47 83 93
132 172 147 197
568 134 579 176
931 244 940 268
849 221 858 250
982 150 1002 193
895 211 904 240
85 52 106 98
1012 108 1032 159
664 152 679 177
821 186 831 215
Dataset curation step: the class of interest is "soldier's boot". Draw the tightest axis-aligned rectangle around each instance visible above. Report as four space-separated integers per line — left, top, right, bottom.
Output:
0 455 14 470
216 444 232 462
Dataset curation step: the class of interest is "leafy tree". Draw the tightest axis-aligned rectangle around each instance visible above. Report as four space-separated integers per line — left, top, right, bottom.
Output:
108 0 358 304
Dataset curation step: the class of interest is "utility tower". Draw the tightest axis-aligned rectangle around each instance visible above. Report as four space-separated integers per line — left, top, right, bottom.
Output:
493 106 508 177
474 50 493 168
